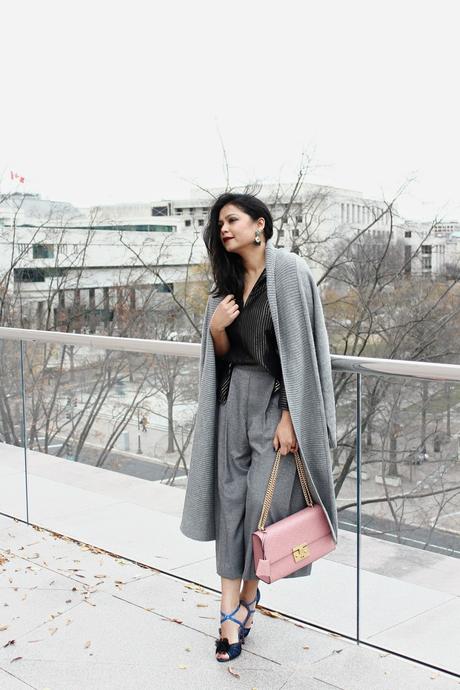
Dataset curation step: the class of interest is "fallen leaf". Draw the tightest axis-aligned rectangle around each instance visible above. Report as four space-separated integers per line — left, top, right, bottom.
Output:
303 644 310 650
228 667 240 678
183 583 208 594
48 628 58 636
178 664 187 669
259 608 282 620
0 624 8 631
84 640 91 649
10 656 22 663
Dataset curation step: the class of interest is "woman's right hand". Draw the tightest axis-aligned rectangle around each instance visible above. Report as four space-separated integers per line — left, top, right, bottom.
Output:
210 294 240 332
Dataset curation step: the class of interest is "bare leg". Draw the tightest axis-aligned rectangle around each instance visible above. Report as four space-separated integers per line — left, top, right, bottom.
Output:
240 577 259 629
215 576 248 661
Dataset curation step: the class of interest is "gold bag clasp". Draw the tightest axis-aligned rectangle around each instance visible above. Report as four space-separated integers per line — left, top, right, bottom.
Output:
292 543 310 562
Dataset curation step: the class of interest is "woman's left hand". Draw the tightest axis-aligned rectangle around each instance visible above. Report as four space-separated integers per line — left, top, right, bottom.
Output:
273 411 299 456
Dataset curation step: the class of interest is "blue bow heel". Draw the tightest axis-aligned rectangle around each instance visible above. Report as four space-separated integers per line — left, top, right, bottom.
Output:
240 587 261 638
214 603 246 662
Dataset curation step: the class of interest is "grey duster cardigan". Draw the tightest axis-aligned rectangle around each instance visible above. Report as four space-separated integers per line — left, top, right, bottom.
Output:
179 237 339 547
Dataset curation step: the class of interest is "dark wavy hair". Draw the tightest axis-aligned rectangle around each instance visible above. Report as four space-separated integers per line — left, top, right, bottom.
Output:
203 192 274 300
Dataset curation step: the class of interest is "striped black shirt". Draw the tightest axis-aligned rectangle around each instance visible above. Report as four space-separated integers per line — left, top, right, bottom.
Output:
215 267 289 410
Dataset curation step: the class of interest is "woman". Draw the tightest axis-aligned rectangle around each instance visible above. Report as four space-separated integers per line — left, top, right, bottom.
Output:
179 192 338 662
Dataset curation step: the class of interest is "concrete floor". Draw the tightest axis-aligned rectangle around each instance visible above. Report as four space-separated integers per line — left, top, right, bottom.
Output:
0 515 459 690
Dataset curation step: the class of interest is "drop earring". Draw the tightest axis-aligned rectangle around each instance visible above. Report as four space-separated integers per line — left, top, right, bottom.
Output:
254 229 262 245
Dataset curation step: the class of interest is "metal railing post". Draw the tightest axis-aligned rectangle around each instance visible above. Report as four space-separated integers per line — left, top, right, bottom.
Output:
19 339 30 524
356 372 362 644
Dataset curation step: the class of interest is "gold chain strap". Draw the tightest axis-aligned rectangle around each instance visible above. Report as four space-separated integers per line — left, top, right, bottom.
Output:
257 449 314 531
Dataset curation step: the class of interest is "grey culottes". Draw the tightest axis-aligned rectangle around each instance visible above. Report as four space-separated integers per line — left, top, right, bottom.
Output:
215 363 312 580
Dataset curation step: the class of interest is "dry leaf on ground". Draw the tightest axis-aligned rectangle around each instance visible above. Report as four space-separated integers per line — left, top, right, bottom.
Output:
228 666 240 678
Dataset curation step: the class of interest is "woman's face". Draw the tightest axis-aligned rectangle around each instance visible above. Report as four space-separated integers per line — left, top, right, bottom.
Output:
217 203 265 253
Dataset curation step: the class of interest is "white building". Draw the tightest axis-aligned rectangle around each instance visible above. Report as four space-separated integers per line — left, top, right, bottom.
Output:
401 220 460 277
0 193 207 332
2 184 457 331
151 182 396 281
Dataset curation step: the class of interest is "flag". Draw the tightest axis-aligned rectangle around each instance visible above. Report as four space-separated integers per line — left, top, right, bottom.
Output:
10 170 25 183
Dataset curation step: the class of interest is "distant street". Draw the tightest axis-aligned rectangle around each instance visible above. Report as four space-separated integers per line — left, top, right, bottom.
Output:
50 445 187 483
339 508 460 558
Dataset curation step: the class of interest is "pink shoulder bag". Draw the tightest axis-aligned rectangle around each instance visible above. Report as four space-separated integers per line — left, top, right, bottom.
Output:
252 449 336 584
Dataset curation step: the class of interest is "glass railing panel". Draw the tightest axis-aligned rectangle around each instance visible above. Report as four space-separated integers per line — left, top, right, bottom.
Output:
359 375 460 674
0 339 28 521
294 367 358 638
21 338 198 565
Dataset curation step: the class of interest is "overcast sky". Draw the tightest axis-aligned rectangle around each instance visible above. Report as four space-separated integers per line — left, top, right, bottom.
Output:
1 0 458 222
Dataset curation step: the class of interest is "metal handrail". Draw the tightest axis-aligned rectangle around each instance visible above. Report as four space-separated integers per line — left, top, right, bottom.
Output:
0 326 459 382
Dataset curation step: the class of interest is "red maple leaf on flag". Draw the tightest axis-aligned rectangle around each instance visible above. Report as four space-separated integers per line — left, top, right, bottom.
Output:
10 170 25 183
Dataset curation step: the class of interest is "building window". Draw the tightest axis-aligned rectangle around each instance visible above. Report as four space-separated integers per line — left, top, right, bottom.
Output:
156 282 173 294
198 219 204 226
151 206 168 216
422 245 432 254
14 268 46 282
94 224 174 233
295 215 303 223
185 220 191 227
405 231 411 238
404 245 412 274
33 244 54 259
